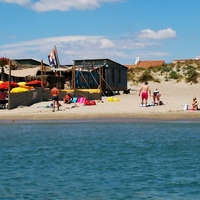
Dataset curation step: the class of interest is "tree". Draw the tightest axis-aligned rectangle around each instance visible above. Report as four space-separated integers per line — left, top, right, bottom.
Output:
0 57 9 81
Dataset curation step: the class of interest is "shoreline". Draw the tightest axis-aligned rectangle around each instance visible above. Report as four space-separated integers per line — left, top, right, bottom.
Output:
0 109 200 124
1 81 200 123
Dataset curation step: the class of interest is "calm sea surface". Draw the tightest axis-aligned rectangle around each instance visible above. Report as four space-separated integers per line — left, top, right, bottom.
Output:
0 121 200 200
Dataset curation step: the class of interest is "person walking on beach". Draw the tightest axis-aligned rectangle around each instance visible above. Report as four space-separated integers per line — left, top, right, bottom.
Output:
138 81 151 106
51 85 60 112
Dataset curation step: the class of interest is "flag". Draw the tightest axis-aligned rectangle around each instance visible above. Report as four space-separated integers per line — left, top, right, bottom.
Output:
48 49 59 68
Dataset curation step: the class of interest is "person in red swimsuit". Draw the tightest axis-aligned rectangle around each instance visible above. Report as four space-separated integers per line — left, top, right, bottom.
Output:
138 81 151 107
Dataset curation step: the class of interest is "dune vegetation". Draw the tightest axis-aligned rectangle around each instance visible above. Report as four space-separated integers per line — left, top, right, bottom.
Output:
128 60 200 84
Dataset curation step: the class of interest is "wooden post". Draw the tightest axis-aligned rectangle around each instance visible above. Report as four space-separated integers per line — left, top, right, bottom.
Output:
41 60 44 102
8 59 11 110
99 66 102 91
41 60 44 88
72 64 75 89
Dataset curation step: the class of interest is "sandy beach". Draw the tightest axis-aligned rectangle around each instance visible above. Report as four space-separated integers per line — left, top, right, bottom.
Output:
0 81 200 122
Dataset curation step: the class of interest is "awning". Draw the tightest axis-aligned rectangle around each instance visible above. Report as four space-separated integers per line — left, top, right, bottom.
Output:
4 66 52 77
51 67 73 72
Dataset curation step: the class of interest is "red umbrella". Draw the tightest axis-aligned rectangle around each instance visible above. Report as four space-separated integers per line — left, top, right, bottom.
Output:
0 84 8 90
26 80 46 87
0 81 19 90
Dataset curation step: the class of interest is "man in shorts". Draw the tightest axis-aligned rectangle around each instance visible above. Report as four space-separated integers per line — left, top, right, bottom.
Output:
138 81 151 107
51 85 60 112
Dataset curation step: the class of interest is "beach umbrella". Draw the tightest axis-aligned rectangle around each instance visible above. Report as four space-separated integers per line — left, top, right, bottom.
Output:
0 81 19 90
1 81 19 88
10 87 29 93
18 82 33 90
17 82 26 86
19 85 33 90
0 84 8 90
26 80 46 87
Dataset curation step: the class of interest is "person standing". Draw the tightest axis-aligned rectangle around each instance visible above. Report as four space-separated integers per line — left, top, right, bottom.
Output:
51 85 60 112
138 81 151 106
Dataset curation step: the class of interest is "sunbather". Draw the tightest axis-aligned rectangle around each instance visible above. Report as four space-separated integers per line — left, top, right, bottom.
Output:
63 93 73 104
191 97 198 111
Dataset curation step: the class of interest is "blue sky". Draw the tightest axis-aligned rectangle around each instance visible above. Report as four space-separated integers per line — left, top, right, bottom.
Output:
0 0 200 65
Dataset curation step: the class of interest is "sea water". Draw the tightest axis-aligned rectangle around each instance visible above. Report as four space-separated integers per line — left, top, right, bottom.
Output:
0 120 200 200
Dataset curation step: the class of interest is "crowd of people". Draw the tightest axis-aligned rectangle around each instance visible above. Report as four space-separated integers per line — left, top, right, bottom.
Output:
49 82 198 112
50 85 77 112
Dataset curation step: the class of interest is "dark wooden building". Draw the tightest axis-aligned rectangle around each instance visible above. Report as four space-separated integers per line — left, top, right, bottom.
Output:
73 59 128 95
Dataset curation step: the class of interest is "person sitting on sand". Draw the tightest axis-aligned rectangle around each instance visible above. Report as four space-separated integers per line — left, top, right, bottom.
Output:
138 81 151 107
0 90 7 105
191 97 198 111
152 89 161 105
63 93 73 104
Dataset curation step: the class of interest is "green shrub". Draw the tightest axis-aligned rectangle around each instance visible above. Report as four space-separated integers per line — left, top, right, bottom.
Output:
161 64 172 73
138 71 154 82
176 65 181 72
185 71 199 83
186 65 195 71
169 70 180 79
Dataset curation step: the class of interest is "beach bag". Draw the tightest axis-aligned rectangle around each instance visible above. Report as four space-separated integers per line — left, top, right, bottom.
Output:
183 104 189 110
159 100 164 105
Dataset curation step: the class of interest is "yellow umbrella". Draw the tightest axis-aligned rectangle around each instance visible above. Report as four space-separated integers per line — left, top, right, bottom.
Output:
17 82 26 86
19 85 33 90
10 87 29 93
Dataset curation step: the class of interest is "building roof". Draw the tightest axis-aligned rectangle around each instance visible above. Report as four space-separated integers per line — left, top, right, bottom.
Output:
14 59 49 66
125 60 165 69
74 58 128 68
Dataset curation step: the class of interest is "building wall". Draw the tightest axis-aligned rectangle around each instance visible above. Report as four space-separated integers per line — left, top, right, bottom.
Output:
74 59 127 93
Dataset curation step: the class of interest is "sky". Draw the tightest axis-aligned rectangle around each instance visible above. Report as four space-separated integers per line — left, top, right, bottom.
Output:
0 0 200 65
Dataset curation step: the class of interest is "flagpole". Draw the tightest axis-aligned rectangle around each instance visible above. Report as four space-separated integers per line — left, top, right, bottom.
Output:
54 46 60 68
54 46 61 76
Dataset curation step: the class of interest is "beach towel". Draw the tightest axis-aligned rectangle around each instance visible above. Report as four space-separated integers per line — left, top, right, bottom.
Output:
71 97 78 103
77 97 86 103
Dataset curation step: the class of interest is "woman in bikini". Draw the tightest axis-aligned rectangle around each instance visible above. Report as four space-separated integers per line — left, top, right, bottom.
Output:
152 89 161 105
